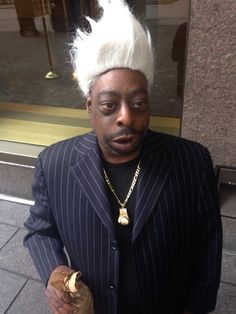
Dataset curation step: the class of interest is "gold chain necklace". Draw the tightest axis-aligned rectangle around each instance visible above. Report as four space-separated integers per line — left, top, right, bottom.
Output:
103 161 141 226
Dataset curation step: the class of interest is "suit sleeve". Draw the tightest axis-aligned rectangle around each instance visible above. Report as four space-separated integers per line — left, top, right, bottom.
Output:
23 155 68 285
184 148 222 313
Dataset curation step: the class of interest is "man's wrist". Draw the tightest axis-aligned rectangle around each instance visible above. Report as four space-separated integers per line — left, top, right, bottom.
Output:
52 265 73 275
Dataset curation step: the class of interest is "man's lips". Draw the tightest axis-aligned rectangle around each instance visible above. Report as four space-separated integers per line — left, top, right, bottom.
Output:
112 136 133 143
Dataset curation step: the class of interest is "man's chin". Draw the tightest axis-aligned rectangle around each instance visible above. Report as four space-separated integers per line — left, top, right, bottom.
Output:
108 142 140 157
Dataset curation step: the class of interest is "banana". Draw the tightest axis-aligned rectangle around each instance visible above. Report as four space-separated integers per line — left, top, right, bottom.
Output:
64 271 81 294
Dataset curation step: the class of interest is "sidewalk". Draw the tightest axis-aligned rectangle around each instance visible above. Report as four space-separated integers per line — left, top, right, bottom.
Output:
0 200 51 313
0 199 236 313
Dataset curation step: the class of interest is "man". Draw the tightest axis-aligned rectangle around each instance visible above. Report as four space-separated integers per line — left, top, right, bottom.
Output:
171 22 188 98
14 0 39 36
24 1 222 313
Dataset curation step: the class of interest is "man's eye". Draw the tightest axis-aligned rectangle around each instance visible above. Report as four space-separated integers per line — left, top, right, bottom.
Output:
132 101 147 109
104 103 115 109
100 102 116 111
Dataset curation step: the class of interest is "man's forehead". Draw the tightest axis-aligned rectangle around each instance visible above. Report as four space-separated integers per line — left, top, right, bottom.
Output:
90 68 148 97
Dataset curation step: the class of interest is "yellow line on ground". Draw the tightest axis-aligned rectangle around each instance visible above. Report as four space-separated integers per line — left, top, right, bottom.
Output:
0 102 180 145
0 118 91 146
0 117 179 146
0 102 180 129
150 116 180 128
0 102 88 119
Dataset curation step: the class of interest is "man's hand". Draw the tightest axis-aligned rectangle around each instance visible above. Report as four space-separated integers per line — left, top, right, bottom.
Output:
46 265 76 314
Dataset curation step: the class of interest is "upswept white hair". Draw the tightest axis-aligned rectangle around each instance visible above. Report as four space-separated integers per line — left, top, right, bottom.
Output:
71 0 154 96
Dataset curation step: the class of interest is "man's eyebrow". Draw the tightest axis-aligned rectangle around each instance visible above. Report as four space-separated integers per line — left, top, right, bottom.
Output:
129 88 148 97
98 88 148 98
98 90 120 98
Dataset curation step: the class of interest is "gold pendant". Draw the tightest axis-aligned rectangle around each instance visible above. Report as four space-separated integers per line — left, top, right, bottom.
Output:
118 208 130 225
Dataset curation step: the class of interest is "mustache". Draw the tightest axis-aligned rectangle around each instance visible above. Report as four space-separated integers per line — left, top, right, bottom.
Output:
110 127 140 138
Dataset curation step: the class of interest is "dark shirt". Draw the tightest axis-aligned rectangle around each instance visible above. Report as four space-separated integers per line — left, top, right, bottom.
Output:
103 157 140 314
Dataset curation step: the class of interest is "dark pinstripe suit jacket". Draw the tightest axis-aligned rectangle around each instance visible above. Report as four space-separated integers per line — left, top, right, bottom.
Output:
24 130 222 314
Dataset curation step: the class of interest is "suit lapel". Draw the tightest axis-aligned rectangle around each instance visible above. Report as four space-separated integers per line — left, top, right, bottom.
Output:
132 132 172 242
70 131 172 241
70 132 115 237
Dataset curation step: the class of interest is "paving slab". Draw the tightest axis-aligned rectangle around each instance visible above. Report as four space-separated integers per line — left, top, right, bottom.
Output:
0 268 26 314
214 282 236 314
0 228 39 280
222 217 236 252
0 162 34 199
221 250 236 285
6 279 51 314
0 223 18 250
0 200 30 228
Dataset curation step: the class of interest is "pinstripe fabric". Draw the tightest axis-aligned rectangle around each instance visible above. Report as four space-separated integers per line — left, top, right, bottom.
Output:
24 130 222 314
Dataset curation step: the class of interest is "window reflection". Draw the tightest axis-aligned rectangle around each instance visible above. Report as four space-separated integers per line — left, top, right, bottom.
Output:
14 0 40 36
146 0 189 116
171 22 187 99
0 0 189 145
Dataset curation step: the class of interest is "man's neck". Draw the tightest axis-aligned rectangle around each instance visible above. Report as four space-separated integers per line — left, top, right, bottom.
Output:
101 150 141 164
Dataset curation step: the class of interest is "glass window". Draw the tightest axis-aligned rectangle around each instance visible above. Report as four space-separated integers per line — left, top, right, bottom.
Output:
0 0 189 146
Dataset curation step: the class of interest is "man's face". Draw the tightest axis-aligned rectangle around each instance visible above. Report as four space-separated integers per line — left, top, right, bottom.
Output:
86 68 150 163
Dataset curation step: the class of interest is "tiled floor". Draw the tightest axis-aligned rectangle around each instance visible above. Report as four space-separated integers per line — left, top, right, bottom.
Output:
0 199 236 313
0 200 51 314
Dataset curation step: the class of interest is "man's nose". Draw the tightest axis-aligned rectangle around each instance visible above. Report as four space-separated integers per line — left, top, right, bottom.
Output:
116 104 134 127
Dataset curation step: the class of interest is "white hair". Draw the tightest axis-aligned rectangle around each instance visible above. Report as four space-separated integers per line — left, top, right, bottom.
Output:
71 0 154 96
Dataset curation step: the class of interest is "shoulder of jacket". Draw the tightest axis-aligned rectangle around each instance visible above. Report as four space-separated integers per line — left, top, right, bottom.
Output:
39 135 80 158
37 132 97 169
148 131 209 164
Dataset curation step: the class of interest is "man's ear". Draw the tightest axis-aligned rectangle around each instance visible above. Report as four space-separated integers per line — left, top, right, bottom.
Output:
86 96 92 113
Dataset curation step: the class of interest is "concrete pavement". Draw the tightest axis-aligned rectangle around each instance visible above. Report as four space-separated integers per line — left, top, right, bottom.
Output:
0 199 236 313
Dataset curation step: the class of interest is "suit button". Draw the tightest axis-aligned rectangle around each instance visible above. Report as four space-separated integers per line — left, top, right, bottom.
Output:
111 240 118 250
109 285 117 295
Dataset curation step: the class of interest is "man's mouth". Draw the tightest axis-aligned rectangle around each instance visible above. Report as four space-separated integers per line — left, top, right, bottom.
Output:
112 136 133 144
110 135 138 153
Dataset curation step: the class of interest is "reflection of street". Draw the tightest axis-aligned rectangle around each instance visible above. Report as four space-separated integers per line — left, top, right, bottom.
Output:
171 22 187 98
147 22 185 116
126 0 146 17
14 0 40 36
0 4 184 118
